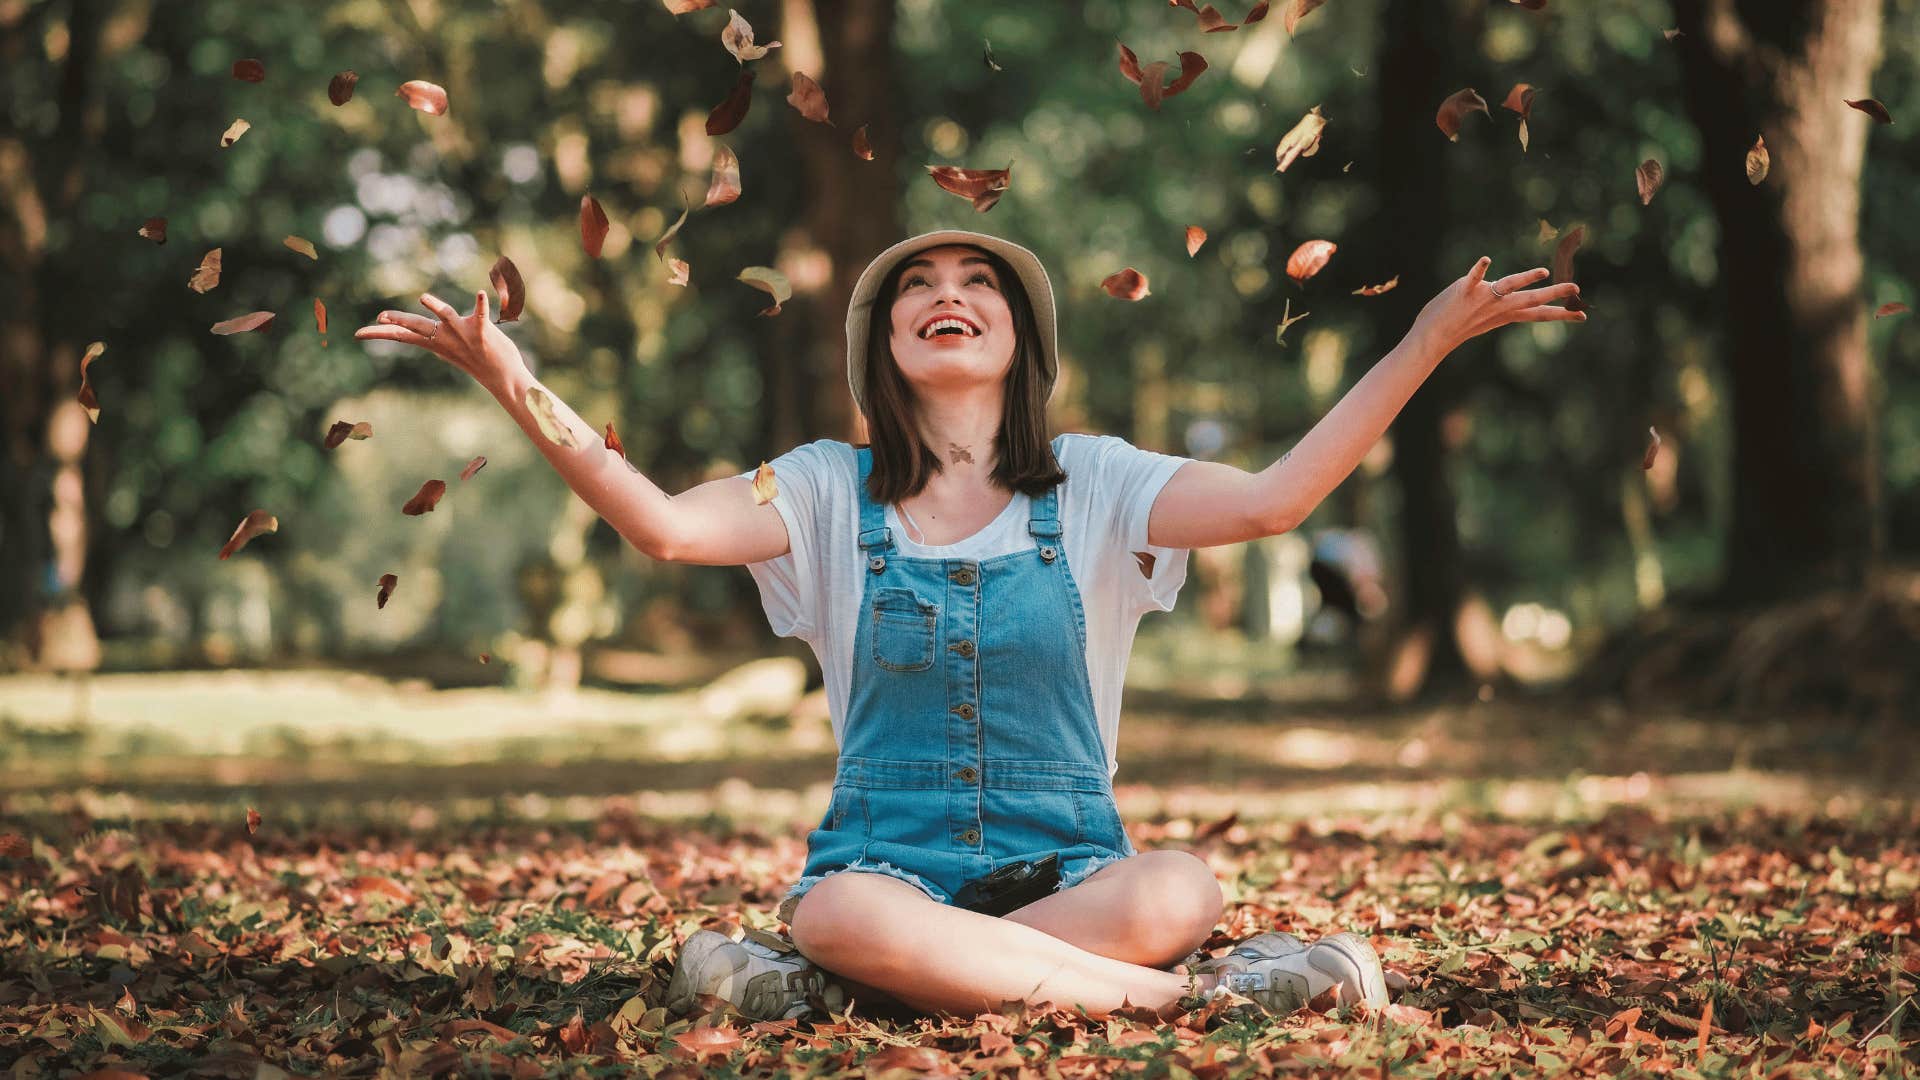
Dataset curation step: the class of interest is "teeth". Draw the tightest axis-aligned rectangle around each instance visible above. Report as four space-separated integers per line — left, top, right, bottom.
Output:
921 318 977 339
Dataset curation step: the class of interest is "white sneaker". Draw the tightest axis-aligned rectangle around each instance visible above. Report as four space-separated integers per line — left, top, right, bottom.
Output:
1192 931 1388 1016
665 927 849 1021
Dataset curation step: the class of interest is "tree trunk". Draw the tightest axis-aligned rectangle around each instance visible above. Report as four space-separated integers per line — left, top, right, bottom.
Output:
1673 0 1885 602
785 0 901 446
1367 0 1479 700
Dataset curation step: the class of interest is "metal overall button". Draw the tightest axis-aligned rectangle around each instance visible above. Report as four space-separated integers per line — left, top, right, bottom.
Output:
951 703 975 719
1039 545 1057 562
958 828 980 844
950 566 976 585
868 556 885 573
956 766 978 781
949 639 974 657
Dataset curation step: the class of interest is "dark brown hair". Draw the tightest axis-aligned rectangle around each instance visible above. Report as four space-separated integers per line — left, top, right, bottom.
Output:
858 245 1066 505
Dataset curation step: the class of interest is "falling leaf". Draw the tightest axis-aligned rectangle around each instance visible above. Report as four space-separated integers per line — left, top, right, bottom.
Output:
1274 105 1327 172
705 69 755 136
220 119 250 147
1186 226 1207 256
1101 267 1151 300
1537 219 1559 245
232 58 265 82
245 807 261 834
852 125 874 161
662 0 714 11
1745 134 1768 185
328 70 358 105
604 422 626 457
1283 0 1327 35
1696 999 1713 1061
314 298 327 338
323 420 372 449
479 652 492 663
786 72 831 125
580 194 610 258
138 217 167 244
926 163 1012 212
654 196 690 262
283 235 318 260
705 144 742 208
489 256 525 322
721 10 781 63
1552 224 1588 311
1845 98 1893 124
751 461 778 505
1285 239 1337 285
666 258 691 286
1635 159 1664 205
1642 426 1661 470
1501 83 1536 151
983 39 1003 71
1874 302 1909 319
77 341 104 422
189 248 222 293
218 510 278 559
525 386 580 448
1116 43 1207 110
397 80 449 116
736 266 792 316
1663 27 1683 41
376 573 398 609
460 455 487 481
1352 275 1399 296
1274 298 1309 345
1180 1 1271 32
1436 88 1489 141
211 311 275 335
402 479 447 516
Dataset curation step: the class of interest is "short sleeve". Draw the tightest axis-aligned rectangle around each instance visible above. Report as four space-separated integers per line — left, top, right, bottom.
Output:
1094 435 1194 615
735 440 838 641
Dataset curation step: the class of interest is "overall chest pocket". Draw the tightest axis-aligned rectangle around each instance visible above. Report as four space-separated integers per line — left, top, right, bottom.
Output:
870 586 938 672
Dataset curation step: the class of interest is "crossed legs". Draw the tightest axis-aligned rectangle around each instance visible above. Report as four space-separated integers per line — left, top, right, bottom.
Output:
786 849 1225 1021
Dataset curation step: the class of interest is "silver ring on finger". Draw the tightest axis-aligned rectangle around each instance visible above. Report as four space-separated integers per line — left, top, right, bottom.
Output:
1489 283 1508 298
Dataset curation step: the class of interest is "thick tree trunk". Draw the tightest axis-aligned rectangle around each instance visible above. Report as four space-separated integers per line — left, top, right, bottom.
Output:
1367 0 1479 700
785 0 900 446
1673 0 1885 602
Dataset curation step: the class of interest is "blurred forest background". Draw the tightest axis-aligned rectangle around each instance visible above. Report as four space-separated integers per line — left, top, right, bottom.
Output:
3 0 1918 724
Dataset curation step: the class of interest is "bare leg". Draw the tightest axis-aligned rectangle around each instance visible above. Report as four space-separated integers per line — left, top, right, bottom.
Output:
999 849 1224 970
788 856 1224 1021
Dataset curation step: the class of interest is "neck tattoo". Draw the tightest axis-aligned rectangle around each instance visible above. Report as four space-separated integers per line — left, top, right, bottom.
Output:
948 442 974 465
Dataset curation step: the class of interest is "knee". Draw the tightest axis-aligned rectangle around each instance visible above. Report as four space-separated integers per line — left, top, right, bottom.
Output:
1131 850 1224 949
786 872 918 968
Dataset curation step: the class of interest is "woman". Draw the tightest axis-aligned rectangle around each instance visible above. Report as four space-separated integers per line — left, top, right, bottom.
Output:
356 228 1583 1025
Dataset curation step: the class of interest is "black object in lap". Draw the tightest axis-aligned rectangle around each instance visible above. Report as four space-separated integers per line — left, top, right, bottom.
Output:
951 853 1061 917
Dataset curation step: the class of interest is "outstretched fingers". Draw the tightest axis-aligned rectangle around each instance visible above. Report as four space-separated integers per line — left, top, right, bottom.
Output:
1466 256 1492 287
474 288 490 323
419 292 461 323
1492 267 1553 297
354 323 438 348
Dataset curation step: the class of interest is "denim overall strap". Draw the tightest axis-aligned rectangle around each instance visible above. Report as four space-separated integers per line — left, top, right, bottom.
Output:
855 446 895 562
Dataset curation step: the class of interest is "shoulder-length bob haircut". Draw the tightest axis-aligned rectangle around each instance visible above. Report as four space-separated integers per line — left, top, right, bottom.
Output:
858 244 1066 505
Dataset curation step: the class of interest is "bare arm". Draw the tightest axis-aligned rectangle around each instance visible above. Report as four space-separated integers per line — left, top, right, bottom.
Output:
355 288 791 565
1145 257 1585 548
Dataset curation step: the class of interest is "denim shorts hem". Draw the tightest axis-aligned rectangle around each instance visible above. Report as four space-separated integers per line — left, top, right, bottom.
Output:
1053 849 1134 893
777 858 951 925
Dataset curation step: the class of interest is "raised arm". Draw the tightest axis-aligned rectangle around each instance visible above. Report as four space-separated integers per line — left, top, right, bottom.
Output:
355 289 790 566
1144 257 1584 549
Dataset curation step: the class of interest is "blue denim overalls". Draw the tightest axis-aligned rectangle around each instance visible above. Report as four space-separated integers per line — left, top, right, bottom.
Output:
776 446 1136 925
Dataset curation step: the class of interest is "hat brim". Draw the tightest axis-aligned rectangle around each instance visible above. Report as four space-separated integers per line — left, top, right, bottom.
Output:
845 229 1058 420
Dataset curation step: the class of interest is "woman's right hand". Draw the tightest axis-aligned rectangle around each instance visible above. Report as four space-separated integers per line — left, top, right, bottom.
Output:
354 289 529 394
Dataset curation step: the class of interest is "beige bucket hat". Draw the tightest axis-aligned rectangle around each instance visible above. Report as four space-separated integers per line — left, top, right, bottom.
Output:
844 229 1058 420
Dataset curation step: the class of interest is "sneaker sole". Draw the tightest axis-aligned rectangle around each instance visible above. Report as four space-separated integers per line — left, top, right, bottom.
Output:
1308 932 1389 1008
664 930 749 1016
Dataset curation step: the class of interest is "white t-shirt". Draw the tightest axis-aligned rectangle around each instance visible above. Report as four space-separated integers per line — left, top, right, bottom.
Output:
735 433 1193 780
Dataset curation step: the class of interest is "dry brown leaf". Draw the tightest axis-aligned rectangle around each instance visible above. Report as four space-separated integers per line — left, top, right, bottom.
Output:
397 80 449 116
927 163 1012 212
1873 302 1908 319
211 311 275 335
1116 42 1207 110
314 298 327 338
402 480 447 516
189 248 222 293
245 807 261 834
852 124 874 161
526 387 581 448
376 573 398 609
705 144 742 208
488 255 525 322
1274 297 1309 344
1285 239 1337 285
737 266 792 316
219 119 250 147
1636 158 1664 206
328 70 358 105
661 0 714 11
138 217 166 244
1186 226 1207 256
284 235 317 260
1101 267 1151 300
1274 105 1327 172
751 461 778 504
1436 88 1489 142
232 59 265 82
667 258 690 286
1745 134 1769 185
1642 426 1661 470
1352 275 1399 296
1552 224 1588 311
1845 97 1893 124
721 9 781 63
1501 83 1536 151
786 72 831 124
460 455 487 481
77 341 104 422
706 69 754 136
1283 0 1327 35
218 510 278 560
323 420 373 449
580 194 610 258
604 422 626 457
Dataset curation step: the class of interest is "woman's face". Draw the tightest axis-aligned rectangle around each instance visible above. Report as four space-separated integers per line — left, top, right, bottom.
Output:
886 244 1016 401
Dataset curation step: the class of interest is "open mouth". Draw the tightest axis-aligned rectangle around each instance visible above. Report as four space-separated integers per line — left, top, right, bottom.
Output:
918 316 982 340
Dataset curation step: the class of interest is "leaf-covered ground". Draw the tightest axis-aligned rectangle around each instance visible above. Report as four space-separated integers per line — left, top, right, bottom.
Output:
3 790 1915 1077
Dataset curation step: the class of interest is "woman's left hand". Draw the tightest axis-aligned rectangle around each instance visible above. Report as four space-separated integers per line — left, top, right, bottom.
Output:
1411 256 1586 354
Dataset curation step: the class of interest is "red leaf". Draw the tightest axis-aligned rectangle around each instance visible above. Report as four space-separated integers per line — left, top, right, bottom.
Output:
328 70 358 105
245 807 261 835
1283 0 1327 35
704 144 742 208
1636 158 1664 206
323 420 372 449
460 455 487 481
705 69 755 136
77 341 104 423
1845 97 1893 124
1875 301 1909 319
580 194 610 258
314 297 327 337
1285 239 1337 285
347 875 418 905
852 124 874 161
786 72 831 125
926 163 1012 212
670 1025 744 1060
1436 88 1490 141
218 510 278 560
1642 426 1661 471
1101 267 1151 300
138 216 167 244
397 80 449 116
490 255 525 322
232 58 265 82
402 480 447 516
1116 42 1207 109
1186 226 1207 256
376 573 398 609
604 422 626 456
211 311 275 335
